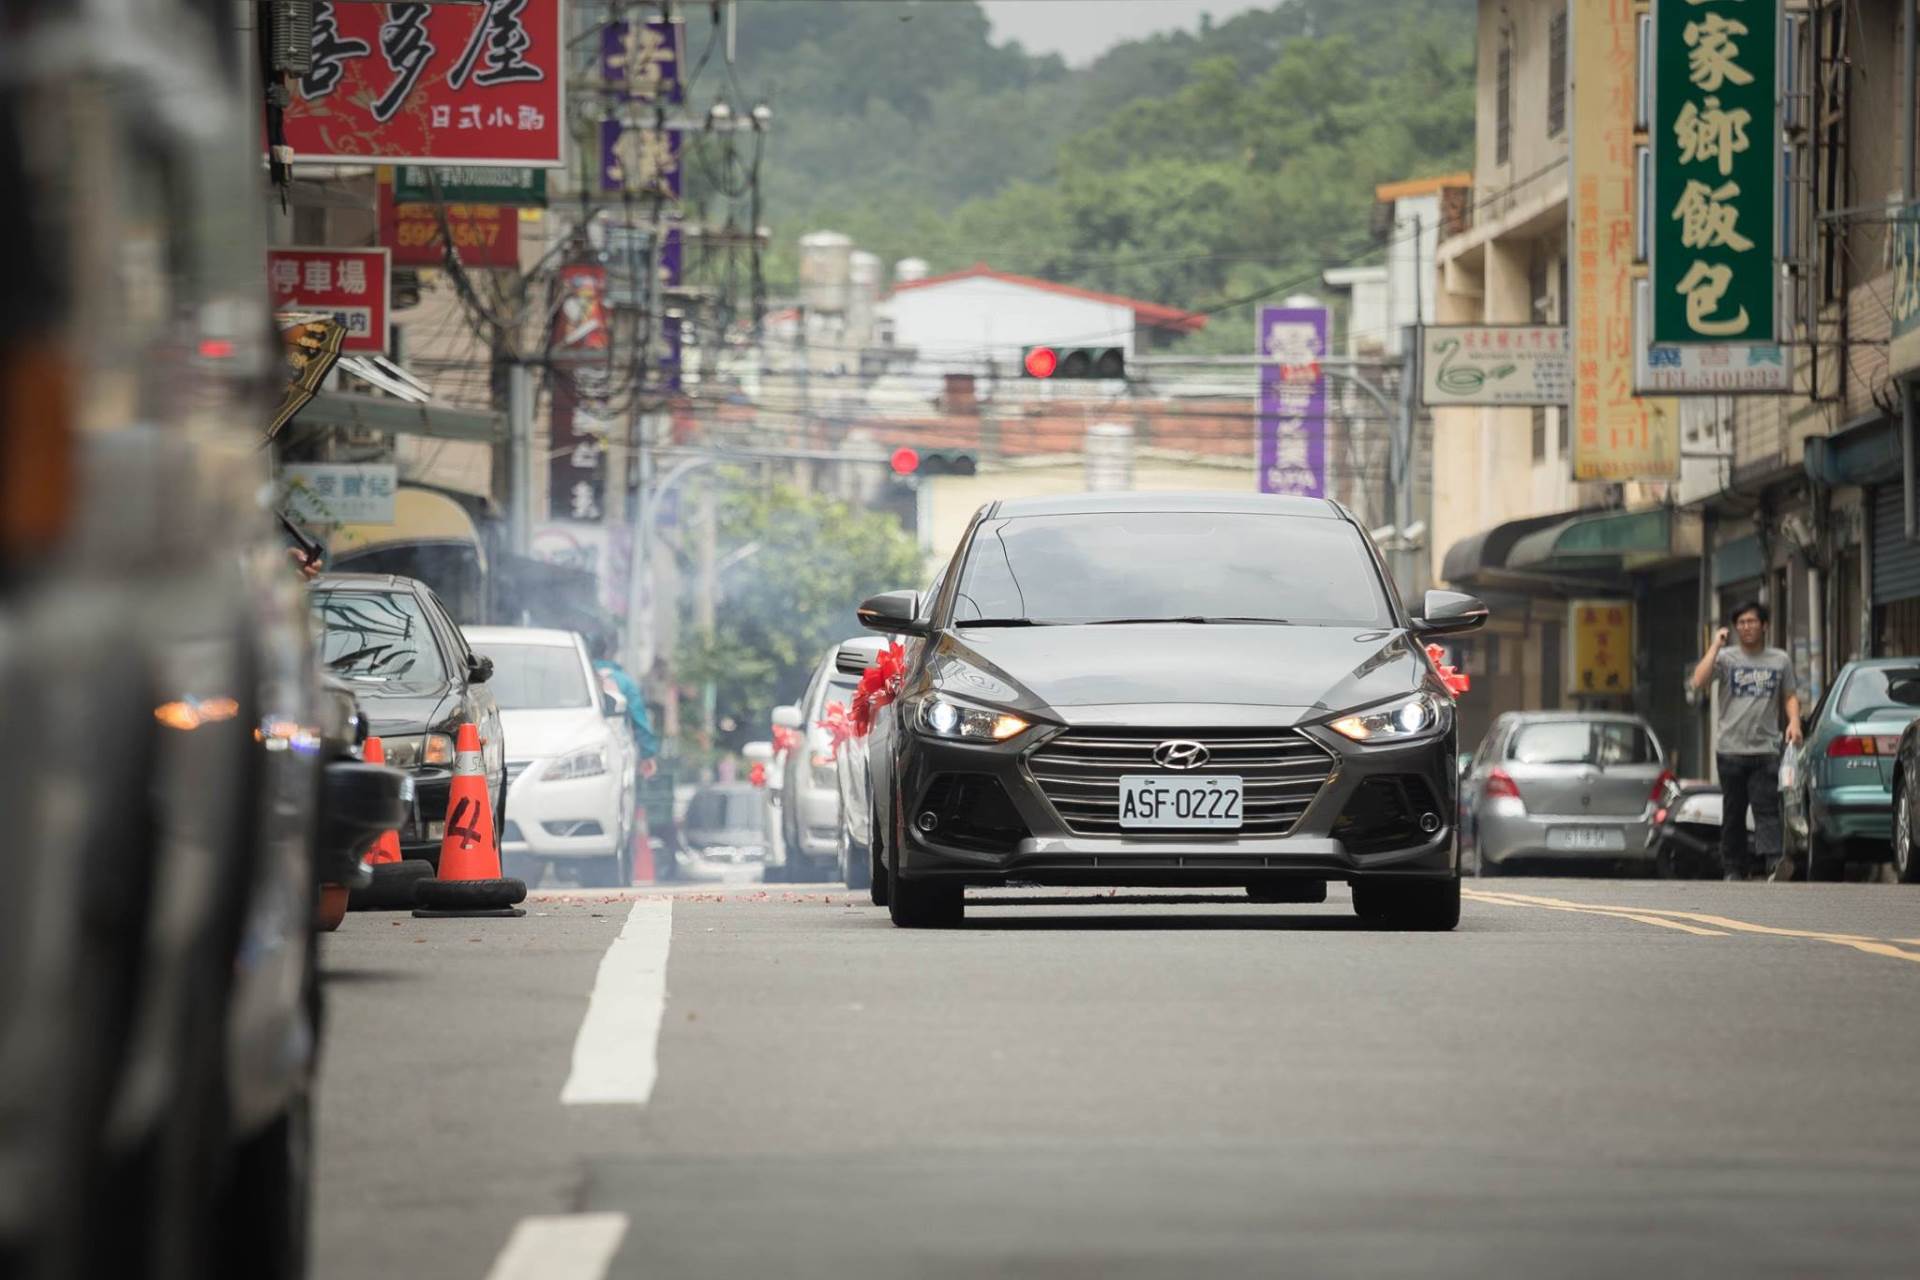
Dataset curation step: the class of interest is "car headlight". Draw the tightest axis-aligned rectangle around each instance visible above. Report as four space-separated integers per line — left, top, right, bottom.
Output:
1328 693 1445 743
913 696 1030 743
546 745 608 781
385 732 455 769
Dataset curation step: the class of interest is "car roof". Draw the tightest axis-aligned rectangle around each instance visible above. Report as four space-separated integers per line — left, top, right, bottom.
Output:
311 572 419 592
463 626 581 648
985 491 1345 520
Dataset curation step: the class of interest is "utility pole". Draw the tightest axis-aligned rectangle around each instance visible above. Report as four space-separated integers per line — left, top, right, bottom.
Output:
507 362 534 558
696 478 717 743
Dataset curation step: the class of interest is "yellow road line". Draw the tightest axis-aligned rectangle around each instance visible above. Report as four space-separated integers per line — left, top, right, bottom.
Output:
1465 888 1920 965
1462 889 1730 936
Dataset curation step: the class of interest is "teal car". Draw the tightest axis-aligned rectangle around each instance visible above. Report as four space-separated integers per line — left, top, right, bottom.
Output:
1783 659 1920 879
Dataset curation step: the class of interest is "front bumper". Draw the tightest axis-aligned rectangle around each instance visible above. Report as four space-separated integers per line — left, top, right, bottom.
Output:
890 719 1458 886
502 765 624 859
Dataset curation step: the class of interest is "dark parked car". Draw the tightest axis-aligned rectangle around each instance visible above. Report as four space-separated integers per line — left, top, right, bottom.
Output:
857 492 1486 929
1786 659 1920 880
310 574 506 867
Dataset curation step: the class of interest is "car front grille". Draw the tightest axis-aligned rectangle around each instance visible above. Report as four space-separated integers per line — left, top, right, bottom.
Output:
1027 727 1336 838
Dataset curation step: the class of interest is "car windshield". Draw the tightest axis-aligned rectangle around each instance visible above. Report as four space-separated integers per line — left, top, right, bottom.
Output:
481 643 592 710
686 788 762 831
1509 720 1659 766
310 590 445 683
950 511 1393 627
1834 667 1920 720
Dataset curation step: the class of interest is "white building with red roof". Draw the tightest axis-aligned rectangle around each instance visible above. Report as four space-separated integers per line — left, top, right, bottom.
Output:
881 263 1206 378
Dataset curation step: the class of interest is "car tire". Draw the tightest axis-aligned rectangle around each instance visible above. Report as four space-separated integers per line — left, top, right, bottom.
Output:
1351 877 1461 931
413 877 529 911
887 870 964 929
843 830 872 892
1474 848 1499 878
1806 828 1845 882
868 800 890 907
579 854 623 889
1895 778 1920 884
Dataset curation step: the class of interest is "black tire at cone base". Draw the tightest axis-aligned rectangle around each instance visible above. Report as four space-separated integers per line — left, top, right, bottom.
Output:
348 859 433 911
412 877 528 913
1351 877 1461 931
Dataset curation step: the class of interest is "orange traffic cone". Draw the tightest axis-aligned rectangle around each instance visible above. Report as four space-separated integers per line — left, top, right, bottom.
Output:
630 806 655 885
363 736 402 865
412 723 527 919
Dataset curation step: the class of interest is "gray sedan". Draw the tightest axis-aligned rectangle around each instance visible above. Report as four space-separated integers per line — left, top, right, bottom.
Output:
1461 712 1672 875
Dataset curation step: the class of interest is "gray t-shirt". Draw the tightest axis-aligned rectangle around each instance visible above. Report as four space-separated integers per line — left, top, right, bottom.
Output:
1713 645 1798 756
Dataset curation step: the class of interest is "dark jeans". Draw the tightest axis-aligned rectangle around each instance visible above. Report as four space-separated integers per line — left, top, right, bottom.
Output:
1717 752 1782 875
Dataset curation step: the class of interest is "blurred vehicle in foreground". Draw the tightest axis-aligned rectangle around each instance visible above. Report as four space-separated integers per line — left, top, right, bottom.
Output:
771 641 872 882
309 573 505 868
0 3 396 1275
464 626 638 888
1784 659 1920 880
1884 710 1920 884
831 637 888 892
1462 712 1671 877
677 782 772 880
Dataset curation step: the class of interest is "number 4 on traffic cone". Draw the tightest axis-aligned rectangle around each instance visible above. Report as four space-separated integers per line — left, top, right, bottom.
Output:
413 723 527 919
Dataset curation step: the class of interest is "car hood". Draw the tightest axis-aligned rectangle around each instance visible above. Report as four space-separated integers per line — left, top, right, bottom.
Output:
500 707 611 760
924 624 1434 726
334 676 457 737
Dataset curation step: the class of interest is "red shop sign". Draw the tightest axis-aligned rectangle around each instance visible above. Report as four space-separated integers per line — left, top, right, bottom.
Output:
283 0 565 168
267 247 391 355
379 188 522 269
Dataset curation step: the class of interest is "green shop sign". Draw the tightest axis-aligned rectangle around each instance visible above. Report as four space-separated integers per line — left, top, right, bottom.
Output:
392 166 547 207
1651 0 1778 344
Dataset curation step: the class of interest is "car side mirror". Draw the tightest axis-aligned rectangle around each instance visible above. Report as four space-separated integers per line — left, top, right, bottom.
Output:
742 741 774 765
771 705 804 730
601 687 628 719
1411 590 1489 637
467 653 494 684
857 590 927 637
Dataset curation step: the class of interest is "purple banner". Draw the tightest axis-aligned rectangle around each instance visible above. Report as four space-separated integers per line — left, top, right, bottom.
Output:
599 121 682 197
1257 305 1328 497
600 19 681 104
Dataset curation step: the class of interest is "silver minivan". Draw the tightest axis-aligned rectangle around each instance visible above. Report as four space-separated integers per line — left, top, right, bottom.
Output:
1462 712 1672 875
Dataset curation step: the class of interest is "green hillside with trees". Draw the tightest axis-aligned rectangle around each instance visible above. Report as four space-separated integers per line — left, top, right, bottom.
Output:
729 0 1477 350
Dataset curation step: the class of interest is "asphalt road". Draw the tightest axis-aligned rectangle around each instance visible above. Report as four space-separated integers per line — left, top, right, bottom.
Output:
315 879 1920 1279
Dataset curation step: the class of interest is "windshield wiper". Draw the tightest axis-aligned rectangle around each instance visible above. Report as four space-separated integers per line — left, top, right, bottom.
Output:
1082 615 1291 626
953 617 1051 628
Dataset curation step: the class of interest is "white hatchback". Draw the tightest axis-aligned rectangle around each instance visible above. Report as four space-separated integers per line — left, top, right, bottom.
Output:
463 626 639 887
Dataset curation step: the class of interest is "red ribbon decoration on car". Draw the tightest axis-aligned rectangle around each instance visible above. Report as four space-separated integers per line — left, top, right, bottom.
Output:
772 724 803 756
850 642 907 738
1426 643 1470 696
817 701 855 760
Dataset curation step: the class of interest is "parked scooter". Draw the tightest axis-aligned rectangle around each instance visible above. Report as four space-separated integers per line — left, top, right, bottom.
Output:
1646 777 1762 879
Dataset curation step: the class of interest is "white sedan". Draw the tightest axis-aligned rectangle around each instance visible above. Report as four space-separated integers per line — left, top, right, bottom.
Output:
463 626 639 887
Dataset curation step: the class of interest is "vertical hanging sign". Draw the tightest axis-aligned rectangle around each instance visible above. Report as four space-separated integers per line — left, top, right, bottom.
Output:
598 19 685 197
1571 0 1679 480
1650 0 1779 344
1256 306 1328 498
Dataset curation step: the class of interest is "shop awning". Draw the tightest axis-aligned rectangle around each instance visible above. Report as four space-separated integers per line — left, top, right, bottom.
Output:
1507 507 1673 571
1439 509 1581 584
294 390 504 443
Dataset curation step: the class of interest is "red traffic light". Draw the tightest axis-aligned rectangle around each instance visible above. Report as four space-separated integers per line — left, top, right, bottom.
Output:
1024 346 1059 378
889 447 921 475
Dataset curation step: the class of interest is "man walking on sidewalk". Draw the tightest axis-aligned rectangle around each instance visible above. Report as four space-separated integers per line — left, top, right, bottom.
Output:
1689 601 1803 880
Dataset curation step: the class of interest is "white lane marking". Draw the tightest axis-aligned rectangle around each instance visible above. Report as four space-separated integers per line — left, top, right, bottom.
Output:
485 1213 629 1280
561 898 673 1105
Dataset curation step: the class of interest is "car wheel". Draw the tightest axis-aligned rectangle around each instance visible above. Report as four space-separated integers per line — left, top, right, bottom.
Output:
1351 877 1461 931
578 854 623 889
504 854 543 886
1806 828 1845 882
841 826 871 892
1895 778 1920 884
887 857 963 929
868 801 890 907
